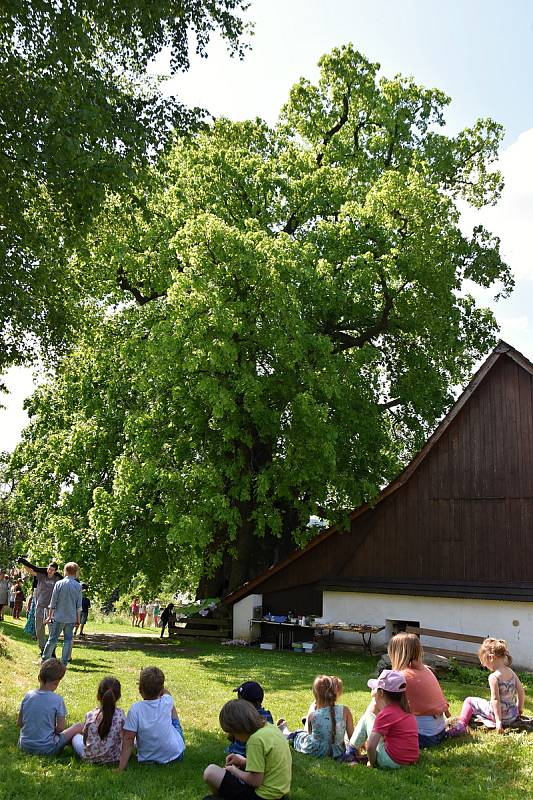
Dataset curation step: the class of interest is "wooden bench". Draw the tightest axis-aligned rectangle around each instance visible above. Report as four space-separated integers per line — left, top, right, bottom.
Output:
405 625 486 664
169 617 232 639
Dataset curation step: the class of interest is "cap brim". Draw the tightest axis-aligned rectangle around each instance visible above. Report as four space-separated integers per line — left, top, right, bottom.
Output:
367 679 379 689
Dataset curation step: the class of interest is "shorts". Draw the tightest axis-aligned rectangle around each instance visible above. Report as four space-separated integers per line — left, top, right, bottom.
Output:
419 729 447 748
218 771 261 800
79 611 88 625
20 733 67 756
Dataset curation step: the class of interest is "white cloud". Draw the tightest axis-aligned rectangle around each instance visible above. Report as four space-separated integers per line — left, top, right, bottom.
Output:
460 128 533 360
0 366 36 453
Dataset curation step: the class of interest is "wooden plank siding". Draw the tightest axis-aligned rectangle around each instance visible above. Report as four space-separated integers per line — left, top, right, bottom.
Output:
230 348 533 606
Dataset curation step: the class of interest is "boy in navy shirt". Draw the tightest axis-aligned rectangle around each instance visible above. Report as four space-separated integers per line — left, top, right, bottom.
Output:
226 681 273 757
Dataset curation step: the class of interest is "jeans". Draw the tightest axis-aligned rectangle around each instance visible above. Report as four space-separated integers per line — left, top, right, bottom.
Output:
42 621 76 664
35 606 50 652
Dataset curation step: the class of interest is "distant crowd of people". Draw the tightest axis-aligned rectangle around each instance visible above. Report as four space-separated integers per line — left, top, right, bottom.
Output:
0 568 27 620
130 598 183 639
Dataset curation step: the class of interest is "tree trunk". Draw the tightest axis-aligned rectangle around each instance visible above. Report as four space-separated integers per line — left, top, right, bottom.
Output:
196 522 295 599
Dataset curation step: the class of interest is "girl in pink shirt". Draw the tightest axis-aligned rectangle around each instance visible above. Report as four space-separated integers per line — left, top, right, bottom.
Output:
348 670 419 768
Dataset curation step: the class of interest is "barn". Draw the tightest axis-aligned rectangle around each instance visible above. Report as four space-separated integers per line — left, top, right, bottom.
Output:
225 341 533 669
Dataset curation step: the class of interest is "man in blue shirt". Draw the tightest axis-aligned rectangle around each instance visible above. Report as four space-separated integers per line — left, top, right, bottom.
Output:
42 562 82 666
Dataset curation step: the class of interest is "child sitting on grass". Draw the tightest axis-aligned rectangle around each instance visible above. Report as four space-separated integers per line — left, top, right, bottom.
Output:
302 674 344 732
227 681 274 758
346 670 419 769
72 676 126 764
118 666 185 770
204 699 291 800
278 674 354 759
453 638 525 733
18 658 83 756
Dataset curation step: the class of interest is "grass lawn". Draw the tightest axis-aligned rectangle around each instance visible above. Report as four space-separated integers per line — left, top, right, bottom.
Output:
1 617 532 800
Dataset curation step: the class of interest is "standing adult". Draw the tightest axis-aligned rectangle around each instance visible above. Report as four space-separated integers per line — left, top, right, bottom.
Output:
17 557 62 655
0 570 10 620
73 583 90 637
146 601 155 627
153 599 161 628
159 603 174 638
42 562 82 666
12 582 25 619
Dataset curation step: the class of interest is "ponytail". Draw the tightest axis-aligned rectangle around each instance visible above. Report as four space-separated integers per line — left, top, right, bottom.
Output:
329 699 336 745
97 676 121 739
312 675 337 746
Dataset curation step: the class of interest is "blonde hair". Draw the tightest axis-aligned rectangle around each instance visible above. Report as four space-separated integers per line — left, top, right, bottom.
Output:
478 637 512 666
64 562 79 576
388 632 423 671
313 675 338 744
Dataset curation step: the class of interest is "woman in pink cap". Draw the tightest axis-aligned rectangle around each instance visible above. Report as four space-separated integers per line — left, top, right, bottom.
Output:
347 670 419 769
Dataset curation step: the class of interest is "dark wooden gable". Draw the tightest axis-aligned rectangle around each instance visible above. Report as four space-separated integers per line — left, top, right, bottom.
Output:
226 343 533 605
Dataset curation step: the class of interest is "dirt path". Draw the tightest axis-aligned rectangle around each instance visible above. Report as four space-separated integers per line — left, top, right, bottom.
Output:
73 632 198 652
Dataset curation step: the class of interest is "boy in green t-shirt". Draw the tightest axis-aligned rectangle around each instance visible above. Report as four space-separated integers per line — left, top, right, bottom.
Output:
203 699 291 800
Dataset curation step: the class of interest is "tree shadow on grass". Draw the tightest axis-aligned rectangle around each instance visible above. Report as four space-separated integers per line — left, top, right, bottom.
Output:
1 706 531 800
0 717 232 800
160 643 379 694
0 619 36 645
68 658 113 672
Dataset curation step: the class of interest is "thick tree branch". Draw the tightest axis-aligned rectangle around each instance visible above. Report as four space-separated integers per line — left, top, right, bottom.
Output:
283 88 351 234
317 89 351 167
328 276 395 353
384 119 398 167
116 265 167 305
378 398 401 410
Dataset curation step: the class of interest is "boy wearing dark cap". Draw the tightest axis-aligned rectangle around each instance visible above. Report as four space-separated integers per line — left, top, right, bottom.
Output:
227 682 273 758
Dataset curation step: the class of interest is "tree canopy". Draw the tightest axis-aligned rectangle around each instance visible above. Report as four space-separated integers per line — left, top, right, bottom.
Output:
8 46 512 597
0 0 249 374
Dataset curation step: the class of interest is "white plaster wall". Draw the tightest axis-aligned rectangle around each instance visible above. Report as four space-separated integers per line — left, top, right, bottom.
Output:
233 594 263 640
322 591 533 670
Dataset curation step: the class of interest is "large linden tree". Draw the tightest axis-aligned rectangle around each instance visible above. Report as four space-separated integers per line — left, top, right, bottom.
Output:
10 47 511 597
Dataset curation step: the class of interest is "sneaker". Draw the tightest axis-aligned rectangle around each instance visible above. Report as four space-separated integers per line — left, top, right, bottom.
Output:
339 745 358 763
446 721 467 737
276 718 290 735
346 754 368 766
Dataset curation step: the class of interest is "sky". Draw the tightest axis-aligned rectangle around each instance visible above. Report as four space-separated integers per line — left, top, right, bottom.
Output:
1 0 532 452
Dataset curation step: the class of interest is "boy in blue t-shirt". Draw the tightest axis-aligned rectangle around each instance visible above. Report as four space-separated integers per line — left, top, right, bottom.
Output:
18 659 83 755
226 681 273 758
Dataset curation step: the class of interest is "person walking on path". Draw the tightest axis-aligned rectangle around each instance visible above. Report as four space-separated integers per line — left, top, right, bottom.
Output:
153 600 161 628
159 603 174 638
17 557 62 655
42 563 82 666
0 570 10 620
74 584 90 637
